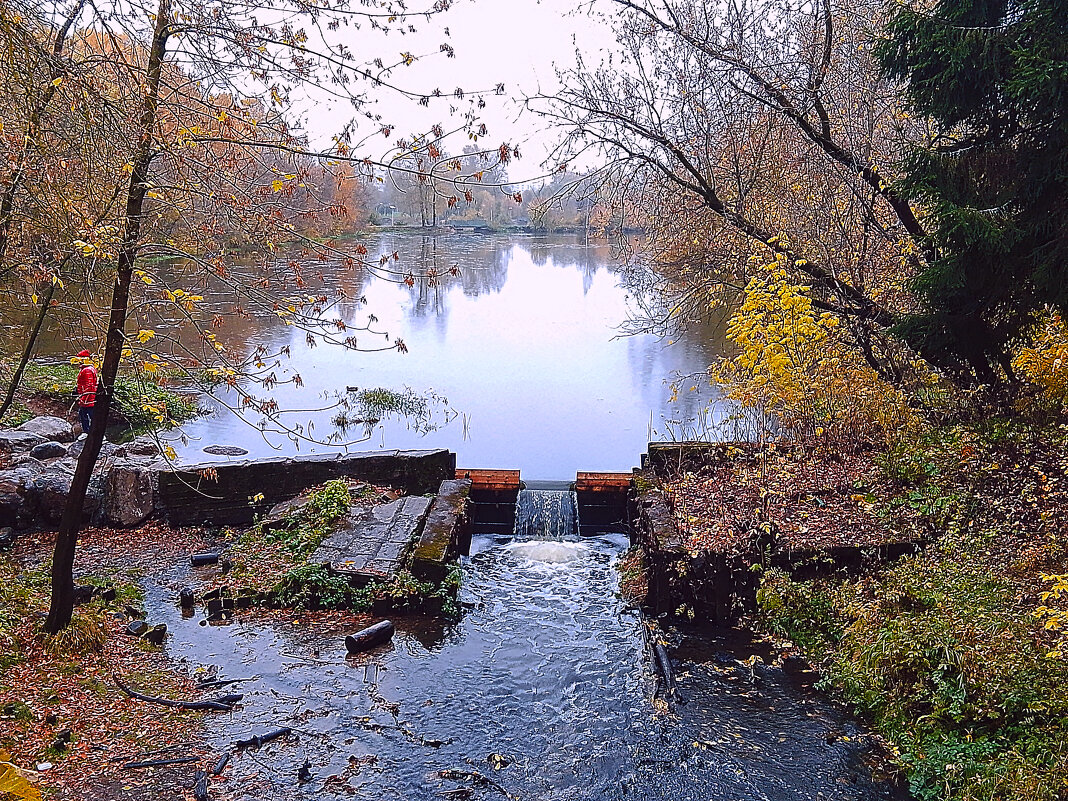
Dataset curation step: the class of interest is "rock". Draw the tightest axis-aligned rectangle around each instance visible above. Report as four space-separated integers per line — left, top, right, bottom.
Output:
16 416 75 443
85 469 107 524
144 624 167 645
118 435 161 458
125 620 149 637
29 441 68 461
11 456 44 470
29 465 74 525
95 586 117 604
203 445 248 457
67 438 118 461
103 460 157 527
72 585 95 605
0 465 41 529
0 430 46 455
0 527 14 549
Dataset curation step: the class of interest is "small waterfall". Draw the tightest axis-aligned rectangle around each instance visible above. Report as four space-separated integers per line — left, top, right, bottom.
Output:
514 488 579 541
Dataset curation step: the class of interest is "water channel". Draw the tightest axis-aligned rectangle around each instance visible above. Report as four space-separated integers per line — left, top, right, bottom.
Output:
147 492 905 800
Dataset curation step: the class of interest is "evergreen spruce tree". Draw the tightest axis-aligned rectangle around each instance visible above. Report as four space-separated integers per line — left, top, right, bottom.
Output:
876 0 1068 383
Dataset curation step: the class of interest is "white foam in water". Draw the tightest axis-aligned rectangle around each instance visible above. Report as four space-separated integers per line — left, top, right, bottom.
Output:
506 540 587 563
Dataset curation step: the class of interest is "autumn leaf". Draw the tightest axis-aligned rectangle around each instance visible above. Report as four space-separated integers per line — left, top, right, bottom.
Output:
0 754 42 801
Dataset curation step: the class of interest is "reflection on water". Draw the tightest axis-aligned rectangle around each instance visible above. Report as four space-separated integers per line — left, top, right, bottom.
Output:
145 530 905 801
2 233 730 477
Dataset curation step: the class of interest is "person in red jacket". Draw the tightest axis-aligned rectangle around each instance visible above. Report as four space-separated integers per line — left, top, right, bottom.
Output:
75 350 97 435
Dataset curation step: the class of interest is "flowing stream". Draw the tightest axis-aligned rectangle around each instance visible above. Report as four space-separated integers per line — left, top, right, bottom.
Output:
144 491 906 800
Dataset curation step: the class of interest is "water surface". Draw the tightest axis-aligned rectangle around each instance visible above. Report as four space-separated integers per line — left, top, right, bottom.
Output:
169 233 726 478
145 512 904 800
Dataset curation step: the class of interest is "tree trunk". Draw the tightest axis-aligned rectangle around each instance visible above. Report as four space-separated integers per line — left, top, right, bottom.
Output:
44 0 171 633
0 280 56 420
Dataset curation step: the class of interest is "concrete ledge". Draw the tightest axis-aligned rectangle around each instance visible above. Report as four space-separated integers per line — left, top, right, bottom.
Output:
411 479 472 582
158 449 455 527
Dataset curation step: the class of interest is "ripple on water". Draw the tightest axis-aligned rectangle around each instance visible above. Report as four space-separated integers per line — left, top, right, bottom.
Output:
143 534 908 801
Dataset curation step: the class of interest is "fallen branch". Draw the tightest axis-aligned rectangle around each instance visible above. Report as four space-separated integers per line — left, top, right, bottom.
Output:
652 640 685 704
114 674 238 712
437 768 509 797
212 752 230 776
193 769 208 801
235 727 292 750
124 756 199 769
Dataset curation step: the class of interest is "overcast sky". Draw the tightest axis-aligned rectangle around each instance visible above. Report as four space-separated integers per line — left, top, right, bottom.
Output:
302 0 618 176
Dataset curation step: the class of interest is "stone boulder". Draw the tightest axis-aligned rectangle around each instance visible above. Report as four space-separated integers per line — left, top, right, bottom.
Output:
16 416 75 443
29 461 107 525
30 464 75 525
0 462 43 529
117 436 161 458
104 460 157 527
67 438 119 462
0 430 46 456
29 441 68 461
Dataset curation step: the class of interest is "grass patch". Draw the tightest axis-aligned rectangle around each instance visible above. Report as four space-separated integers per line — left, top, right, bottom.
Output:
41 610 108 657
0 563 49 669
271 565 462 617
0 359 200 432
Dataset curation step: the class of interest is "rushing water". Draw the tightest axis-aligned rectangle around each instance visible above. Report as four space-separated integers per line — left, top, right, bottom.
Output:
144 493 906 801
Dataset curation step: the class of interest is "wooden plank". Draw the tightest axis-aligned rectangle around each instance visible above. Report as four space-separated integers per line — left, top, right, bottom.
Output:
575 472 632 492
455 468 521 491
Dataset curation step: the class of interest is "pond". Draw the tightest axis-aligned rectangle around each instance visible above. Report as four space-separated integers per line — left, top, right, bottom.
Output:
164 232 729 479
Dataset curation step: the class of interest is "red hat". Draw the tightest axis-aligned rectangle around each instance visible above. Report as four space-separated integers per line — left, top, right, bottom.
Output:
77 350 91 357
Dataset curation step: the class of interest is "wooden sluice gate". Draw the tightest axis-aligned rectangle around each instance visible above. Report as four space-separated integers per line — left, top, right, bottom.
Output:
574 472 634 536
456 469 522 535
457 468 635 537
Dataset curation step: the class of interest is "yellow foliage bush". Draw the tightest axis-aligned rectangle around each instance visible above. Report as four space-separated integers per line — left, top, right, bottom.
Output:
712 261 917 445
1012 312 1068 405
1035 573 1068 660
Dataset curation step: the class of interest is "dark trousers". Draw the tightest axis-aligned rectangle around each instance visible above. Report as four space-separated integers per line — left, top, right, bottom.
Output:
78 405 94 434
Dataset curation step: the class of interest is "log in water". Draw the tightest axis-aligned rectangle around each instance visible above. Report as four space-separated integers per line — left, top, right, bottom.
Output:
345 620 395 654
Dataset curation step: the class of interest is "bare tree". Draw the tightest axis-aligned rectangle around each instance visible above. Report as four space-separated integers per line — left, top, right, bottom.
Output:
537 0 960 380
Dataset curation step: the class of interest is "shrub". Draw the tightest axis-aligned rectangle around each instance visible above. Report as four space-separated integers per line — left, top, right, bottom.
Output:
760 559 1068 801
711 260 921 447
1013 311 1068 407
263 479 352 557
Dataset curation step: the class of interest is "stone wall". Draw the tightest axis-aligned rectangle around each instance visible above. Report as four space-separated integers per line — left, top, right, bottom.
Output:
157 449 456 528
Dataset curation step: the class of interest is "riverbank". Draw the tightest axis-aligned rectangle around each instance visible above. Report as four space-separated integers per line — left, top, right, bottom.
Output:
0 523 215 800
0 360 199 433
636 419 1068 800
0 472 466 799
